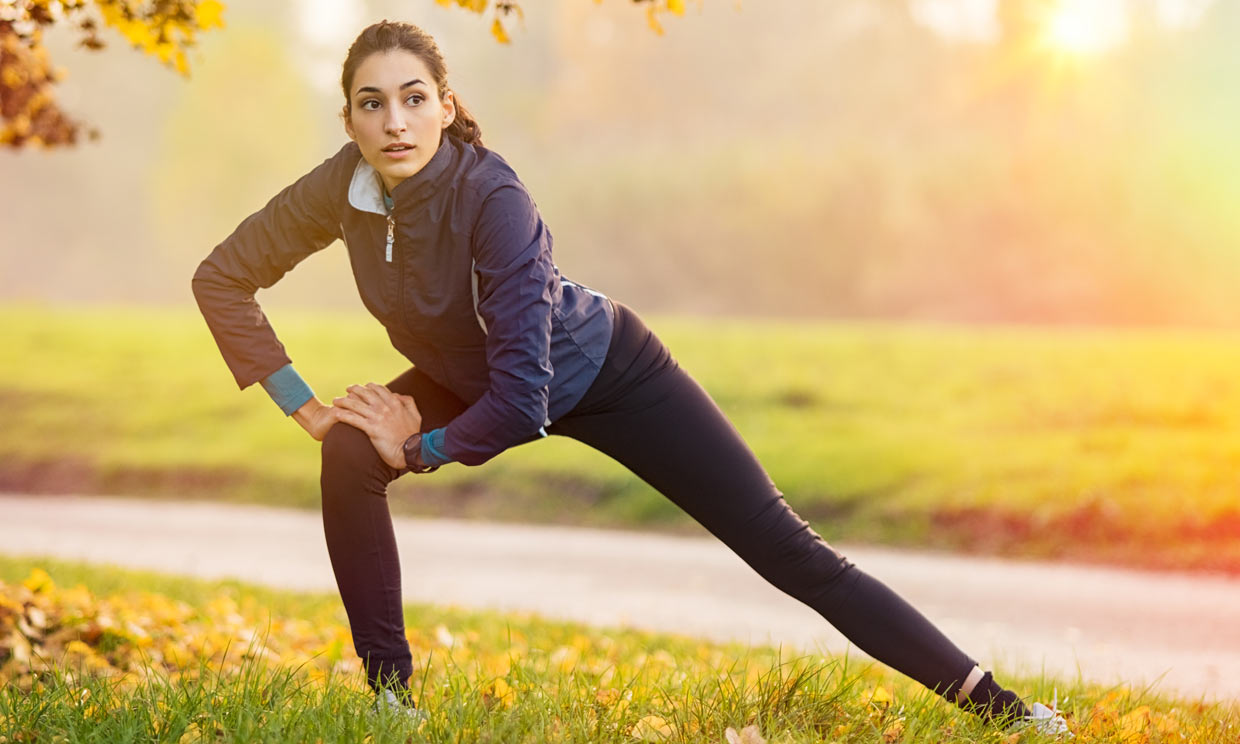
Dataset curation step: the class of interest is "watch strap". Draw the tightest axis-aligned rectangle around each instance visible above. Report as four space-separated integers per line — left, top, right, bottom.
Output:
402 432 439 474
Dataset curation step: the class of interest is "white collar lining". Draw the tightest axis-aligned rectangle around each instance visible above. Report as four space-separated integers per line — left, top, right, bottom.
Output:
347 157 388 216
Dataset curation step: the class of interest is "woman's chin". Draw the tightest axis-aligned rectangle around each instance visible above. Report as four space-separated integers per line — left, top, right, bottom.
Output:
377 161 425 186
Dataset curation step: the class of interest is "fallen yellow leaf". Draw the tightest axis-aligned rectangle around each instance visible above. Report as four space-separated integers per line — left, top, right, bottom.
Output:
22 568 53 593
866 685 894 707
724 724 767 744
632 714 674 742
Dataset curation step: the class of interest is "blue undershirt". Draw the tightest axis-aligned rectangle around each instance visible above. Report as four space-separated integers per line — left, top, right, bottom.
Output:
260 363 453 467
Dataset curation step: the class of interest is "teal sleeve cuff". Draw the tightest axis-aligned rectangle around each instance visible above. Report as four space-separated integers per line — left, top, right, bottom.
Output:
259 363 315 416
422 427 453 466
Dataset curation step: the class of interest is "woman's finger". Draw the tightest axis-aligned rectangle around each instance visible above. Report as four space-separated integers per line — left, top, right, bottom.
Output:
365 382 398 408
346 383 381 406
334 408 372 433
343 384 374 405
333 395 374 419
333 393 361 407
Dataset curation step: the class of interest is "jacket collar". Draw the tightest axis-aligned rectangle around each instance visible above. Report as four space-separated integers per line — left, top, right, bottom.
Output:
347 133 458 216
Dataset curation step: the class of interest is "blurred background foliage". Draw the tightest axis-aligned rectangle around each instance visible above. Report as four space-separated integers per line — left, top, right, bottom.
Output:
4 1 1240 570
2 0 1238 326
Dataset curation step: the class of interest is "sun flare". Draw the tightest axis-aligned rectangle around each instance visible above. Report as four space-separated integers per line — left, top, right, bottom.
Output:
1044 0 1127 54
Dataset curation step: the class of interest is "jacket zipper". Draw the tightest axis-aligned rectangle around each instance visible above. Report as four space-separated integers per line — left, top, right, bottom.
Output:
385 214 395 263
388 208 406 330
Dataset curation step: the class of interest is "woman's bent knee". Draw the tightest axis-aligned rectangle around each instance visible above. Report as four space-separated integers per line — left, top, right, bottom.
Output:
321 422 396 494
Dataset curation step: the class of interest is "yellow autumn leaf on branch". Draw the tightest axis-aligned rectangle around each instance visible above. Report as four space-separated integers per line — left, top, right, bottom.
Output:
491 17 511 44
196 0 226 30
646 5 664 35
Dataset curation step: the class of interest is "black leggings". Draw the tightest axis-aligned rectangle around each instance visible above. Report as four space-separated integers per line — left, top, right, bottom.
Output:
320 299 982 706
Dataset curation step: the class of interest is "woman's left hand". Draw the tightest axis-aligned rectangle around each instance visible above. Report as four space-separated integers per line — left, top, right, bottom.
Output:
332 383 424 470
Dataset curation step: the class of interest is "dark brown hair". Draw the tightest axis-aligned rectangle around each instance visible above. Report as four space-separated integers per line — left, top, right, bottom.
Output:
340 20 483 147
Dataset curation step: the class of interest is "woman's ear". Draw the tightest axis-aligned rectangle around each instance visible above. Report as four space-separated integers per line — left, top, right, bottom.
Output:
441 89 456 129
342 106 356 142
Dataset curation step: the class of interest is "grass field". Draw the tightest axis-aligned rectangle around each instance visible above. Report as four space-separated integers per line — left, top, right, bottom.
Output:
4 303 1240 573
2 555 1236 743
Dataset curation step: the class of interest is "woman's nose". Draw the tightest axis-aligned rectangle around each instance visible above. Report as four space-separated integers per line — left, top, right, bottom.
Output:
384 109 405 135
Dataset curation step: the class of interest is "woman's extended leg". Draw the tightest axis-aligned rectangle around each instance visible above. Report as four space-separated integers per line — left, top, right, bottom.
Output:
548 301 1028 724
319 365 468 693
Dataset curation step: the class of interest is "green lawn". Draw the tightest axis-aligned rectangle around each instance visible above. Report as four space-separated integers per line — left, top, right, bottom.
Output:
2 556 1234 743
4 303 1240 573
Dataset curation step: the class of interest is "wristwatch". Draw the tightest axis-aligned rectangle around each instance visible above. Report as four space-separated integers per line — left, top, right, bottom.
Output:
402 432 439 474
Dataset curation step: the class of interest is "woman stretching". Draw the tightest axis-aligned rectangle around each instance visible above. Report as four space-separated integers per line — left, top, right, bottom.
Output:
192 19 1069 737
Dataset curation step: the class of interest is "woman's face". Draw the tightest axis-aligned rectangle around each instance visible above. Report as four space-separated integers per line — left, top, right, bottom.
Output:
344 49 456 193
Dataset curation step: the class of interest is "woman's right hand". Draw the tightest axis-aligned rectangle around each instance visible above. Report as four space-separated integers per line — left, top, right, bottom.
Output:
291 397 341 441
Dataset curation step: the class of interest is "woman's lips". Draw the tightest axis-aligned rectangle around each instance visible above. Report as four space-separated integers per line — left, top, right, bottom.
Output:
382 145 415 159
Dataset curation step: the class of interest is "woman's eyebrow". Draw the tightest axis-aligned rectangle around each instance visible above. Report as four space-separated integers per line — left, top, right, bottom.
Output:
355 79 426 96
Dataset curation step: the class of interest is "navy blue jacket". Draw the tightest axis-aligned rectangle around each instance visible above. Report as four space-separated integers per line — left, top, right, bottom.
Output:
192 132 615 466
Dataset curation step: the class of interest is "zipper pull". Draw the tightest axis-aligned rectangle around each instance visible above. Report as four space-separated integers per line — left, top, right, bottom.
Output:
385 214 395 263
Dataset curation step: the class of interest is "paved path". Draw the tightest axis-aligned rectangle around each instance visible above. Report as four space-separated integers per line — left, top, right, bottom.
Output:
2 493 1237 701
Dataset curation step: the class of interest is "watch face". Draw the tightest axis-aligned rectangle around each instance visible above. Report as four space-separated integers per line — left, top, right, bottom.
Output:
403 433 422 467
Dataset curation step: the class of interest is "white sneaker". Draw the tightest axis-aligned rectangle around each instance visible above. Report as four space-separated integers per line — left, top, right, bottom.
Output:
372 688 429 725
1012 690 1073 738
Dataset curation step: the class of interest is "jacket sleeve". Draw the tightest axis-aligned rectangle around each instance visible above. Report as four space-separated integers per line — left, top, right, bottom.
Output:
191 149 346 391
440 181 557 466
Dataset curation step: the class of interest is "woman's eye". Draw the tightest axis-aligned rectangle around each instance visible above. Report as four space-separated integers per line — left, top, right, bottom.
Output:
358 95 419 110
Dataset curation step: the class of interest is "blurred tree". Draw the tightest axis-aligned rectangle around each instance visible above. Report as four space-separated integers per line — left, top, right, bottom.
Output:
1 0 225 148
2 0 694 151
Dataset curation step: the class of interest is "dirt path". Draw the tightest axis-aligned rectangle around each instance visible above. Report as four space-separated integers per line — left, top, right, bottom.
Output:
2 493 1237 701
